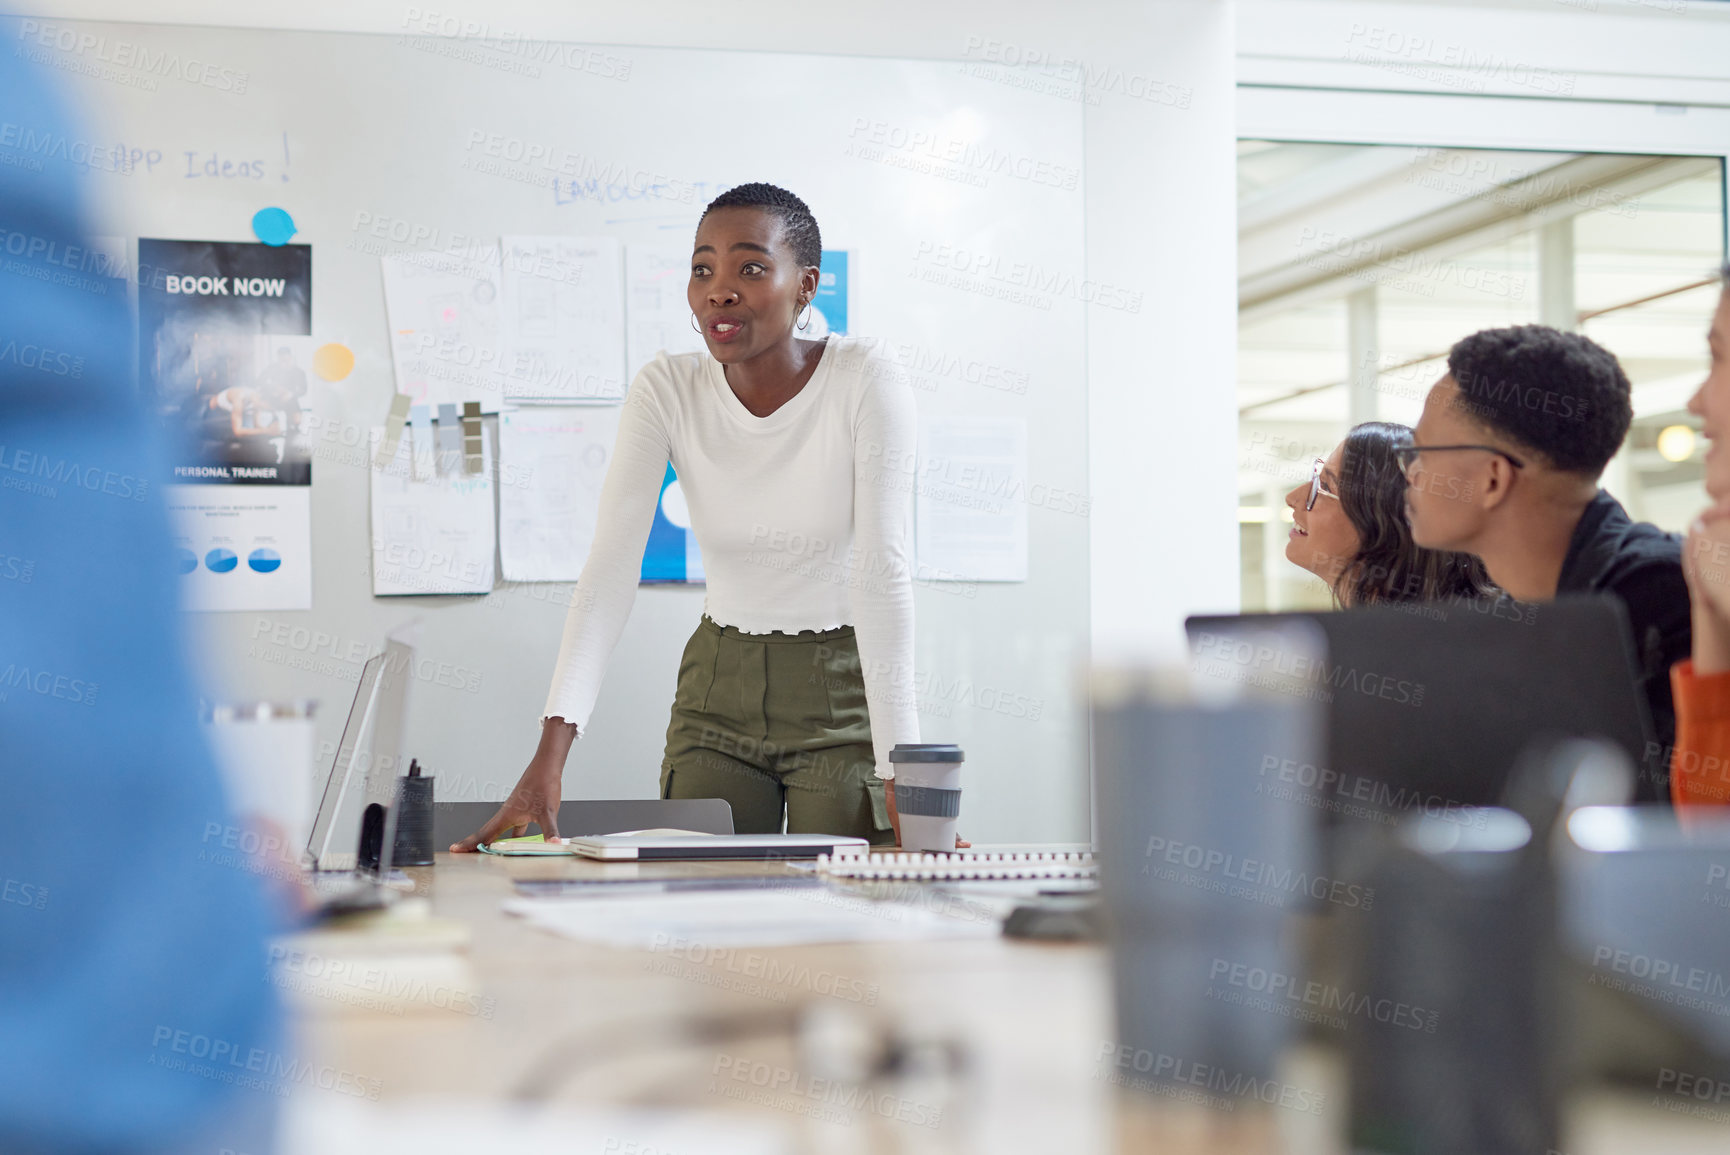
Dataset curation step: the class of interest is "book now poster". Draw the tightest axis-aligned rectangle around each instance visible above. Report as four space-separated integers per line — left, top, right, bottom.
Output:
139 238 314 611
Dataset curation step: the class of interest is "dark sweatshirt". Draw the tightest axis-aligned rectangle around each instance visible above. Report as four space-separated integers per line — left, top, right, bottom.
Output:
1556 490 1692 803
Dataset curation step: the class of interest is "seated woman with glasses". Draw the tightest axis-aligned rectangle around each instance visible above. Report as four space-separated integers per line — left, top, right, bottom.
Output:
1284 421 1494 608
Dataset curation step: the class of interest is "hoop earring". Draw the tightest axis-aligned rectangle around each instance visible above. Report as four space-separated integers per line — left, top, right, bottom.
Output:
795 302 812 331
690 313 702 334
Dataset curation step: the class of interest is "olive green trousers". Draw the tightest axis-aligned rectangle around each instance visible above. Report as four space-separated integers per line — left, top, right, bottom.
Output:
660 616 894 843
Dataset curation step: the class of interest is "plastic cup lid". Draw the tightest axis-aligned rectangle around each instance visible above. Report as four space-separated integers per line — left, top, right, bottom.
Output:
889 743 965 762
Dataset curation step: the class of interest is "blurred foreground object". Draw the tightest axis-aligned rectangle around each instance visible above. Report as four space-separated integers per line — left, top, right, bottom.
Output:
0 33 281 1155
1093 620 1327 1123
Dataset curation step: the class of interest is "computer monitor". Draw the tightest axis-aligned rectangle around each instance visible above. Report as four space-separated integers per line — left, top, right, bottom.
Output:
1185 595 1658 816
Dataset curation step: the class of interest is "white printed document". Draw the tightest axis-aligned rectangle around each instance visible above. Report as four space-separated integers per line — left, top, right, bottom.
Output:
625 242 704 379
168 485 313 612
503 889 997 949
499 235 627 401
914 416 1029 582
498 404 621 582
380 247 505 413
370 423 496 596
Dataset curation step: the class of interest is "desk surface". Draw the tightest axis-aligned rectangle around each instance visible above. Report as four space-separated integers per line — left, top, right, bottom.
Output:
279 852 1726 1155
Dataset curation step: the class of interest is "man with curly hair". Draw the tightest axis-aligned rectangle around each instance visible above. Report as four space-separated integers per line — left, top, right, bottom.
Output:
1402 324 1689 803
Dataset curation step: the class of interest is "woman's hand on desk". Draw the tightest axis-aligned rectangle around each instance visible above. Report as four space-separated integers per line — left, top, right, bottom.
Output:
450 719 574 852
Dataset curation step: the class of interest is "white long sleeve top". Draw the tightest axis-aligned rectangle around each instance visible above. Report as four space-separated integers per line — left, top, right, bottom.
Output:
541 336 920 779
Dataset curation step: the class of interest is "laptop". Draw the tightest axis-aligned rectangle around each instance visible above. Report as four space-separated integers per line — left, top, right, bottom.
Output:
564 832 870 861
302 625 417 913
1185 595 1657 813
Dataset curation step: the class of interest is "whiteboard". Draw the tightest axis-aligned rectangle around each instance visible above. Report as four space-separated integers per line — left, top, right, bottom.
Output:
57 20 1092 842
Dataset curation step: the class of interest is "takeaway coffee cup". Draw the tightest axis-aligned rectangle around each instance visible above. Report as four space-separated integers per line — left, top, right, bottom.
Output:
890 744 964 852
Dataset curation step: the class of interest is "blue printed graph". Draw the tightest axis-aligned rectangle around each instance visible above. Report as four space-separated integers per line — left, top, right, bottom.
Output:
173 548 197 575
248 548 282 573
640 465 703 583
813 250 848 335
204 548 238 574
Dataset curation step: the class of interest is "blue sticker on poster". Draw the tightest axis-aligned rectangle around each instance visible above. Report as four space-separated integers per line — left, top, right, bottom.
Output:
640 464 704 583
811 250 848 336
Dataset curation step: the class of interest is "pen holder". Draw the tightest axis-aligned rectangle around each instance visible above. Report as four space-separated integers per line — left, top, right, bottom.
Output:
391 762 436 867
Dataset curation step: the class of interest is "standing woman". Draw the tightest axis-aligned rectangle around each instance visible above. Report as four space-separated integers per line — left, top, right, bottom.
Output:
455 184 916 849
1285 421 1495 607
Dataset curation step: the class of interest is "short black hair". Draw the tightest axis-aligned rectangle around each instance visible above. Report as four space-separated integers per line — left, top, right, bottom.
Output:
700 183 822 270
1445 324 1632 475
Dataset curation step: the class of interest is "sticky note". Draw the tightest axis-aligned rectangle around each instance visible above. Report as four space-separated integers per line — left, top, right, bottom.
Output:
409 404 433 481
251 207 297 246
461 401 483 475
313 343 355 381
436 402 462 473
373 394 412 469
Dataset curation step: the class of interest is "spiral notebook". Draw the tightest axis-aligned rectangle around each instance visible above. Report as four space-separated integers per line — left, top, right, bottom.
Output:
813 851 1096 881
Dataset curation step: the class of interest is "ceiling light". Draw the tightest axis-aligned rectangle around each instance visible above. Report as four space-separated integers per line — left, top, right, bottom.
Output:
1657 424 1696 463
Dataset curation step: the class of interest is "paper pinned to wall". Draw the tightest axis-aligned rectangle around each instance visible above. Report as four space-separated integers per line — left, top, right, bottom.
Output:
380 247 504 413
137 238 315 611
914 416 1029 583
625 243 705 379
499 235 626 402
498 404 621 582
370 423 496 596
167 486 313 611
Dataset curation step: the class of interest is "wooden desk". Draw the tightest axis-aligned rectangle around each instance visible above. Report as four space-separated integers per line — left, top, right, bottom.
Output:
278 852 1727 1155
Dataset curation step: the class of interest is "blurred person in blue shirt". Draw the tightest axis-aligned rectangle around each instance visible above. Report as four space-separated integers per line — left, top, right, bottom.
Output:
0 35 283 1155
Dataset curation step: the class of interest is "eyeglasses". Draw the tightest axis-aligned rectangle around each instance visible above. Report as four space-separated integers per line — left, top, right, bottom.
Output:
1392 444 1526 471
1307 457 1340 512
